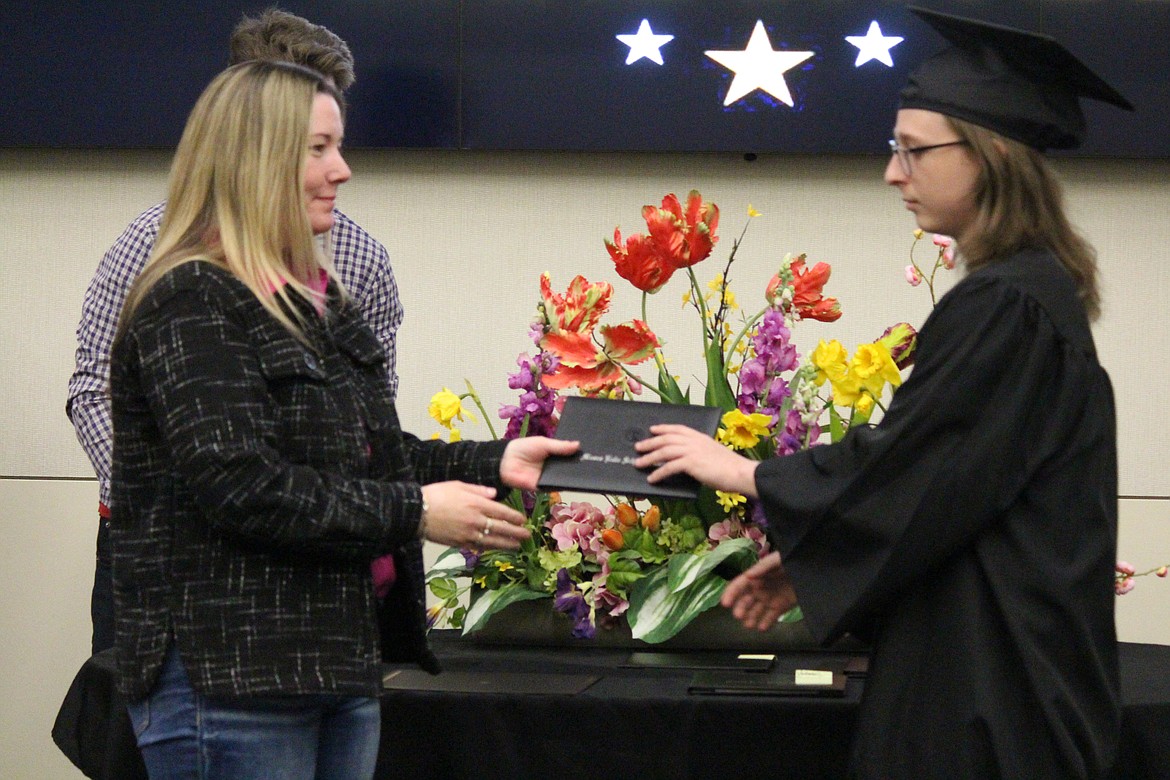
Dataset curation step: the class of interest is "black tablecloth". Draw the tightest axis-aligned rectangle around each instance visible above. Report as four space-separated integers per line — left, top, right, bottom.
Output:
52 637 1170 780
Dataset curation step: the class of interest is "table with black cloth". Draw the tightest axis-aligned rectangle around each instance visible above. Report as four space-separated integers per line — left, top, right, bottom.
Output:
52 636 1170 780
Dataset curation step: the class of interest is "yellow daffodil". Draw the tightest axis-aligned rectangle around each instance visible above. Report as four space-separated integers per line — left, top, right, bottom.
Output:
853 393 875 416
811 340 849 386
829 371 865 407
748 204 762 218
852 342 902 393
716 490 747 512
718 409 773 450
428 387 476 429
494 560 514 572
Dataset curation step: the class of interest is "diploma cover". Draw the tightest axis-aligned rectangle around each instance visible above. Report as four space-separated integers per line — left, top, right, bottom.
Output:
687 668 847 697
536 397 722 499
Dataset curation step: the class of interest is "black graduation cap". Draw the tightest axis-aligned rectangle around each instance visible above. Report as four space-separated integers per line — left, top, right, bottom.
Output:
899 6 1134 151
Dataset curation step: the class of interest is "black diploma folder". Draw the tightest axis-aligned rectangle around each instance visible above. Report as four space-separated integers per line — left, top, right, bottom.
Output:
688 668 847 697
536 397 722 499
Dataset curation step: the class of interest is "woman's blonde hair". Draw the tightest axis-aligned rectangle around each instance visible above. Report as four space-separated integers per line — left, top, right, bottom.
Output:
948 116 1101 321
120 59 345 343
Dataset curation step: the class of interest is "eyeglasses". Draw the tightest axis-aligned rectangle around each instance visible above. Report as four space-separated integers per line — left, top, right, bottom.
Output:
887 139 969 177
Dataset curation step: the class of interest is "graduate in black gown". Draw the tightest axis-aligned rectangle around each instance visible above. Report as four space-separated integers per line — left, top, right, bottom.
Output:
635 8 1134 779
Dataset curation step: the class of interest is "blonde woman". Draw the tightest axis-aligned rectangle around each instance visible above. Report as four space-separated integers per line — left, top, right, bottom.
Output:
111 60 574 779
69 9 389 658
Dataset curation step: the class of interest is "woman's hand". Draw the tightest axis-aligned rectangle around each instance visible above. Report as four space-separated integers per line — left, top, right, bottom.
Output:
633 424 760 497
720 551 798 631
419 482 530 550
499 436 579 491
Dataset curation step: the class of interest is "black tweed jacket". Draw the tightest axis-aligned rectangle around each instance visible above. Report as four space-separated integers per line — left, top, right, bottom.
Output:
110 261 505 700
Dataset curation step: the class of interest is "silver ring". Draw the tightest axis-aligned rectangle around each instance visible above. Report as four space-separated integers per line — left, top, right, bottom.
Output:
484 518 494 536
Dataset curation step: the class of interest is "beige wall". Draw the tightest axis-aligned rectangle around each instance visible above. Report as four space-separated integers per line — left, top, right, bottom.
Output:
2 148 1167 779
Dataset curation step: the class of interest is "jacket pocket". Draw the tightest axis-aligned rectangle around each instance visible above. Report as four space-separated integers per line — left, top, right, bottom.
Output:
256 341 327 383
254 340 341 464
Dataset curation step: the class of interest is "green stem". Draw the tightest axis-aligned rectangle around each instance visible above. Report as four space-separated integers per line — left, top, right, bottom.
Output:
463 380 500 440
642 290 668 378
907 233 939 305
615 362 667 400
726 306 768 365
927 250 942 305
686 267 713 349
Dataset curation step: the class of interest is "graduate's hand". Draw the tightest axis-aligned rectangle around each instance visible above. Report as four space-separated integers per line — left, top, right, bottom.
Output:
419 481 530 550
633 424 760 497
721 551 798 632
499 436 579 491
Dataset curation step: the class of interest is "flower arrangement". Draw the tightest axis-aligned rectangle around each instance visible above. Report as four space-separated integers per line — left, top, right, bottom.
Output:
426 191 951 643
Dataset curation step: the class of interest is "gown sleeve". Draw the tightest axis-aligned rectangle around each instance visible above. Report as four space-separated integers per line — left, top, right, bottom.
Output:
755 269 1111 643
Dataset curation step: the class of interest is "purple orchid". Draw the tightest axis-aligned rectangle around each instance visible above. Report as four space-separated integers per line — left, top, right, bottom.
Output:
553 569 595 639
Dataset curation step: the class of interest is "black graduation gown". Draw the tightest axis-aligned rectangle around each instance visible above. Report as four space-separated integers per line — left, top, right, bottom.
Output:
755 249 1120 779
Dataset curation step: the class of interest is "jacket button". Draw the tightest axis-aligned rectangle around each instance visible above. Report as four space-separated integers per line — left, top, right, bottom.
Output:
304 354 318 371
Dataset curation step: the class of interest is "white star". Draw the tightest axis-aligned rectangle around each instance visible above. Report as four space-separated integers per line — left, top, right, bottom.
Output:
704 20 814 107
616 19 674 66
845 21 903 68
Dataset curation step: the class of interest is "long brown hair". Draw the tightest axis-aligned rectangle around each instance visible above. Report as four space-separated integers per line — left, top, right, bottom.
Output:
119 60 345 344
948 117 1101 321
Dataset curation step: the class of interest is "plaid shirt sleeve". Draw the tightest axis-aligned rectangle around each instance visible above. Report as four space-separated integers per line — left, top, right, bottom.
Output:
330 211 403 401
66 203 164 507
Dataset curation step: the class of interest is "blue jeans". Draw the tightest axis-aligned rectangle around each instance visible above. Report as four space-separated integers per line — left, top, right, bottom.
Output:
126 646 381 780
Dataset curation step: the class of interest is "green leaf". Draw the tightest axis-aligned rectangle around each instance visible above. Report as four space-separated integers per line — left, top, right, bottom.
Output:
603 552 646 597
426 547 470 582
665 537 756 594
703 339 738 411
828 404 846 443
627 565 727 644
461 584 550 635
693 487 729 526
502 487 527 514
432 546 465 567
778 606 804 623
851 400 874 427
426 565 471 583
630 528 669 564
427 577 459 601
657 361 689 405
